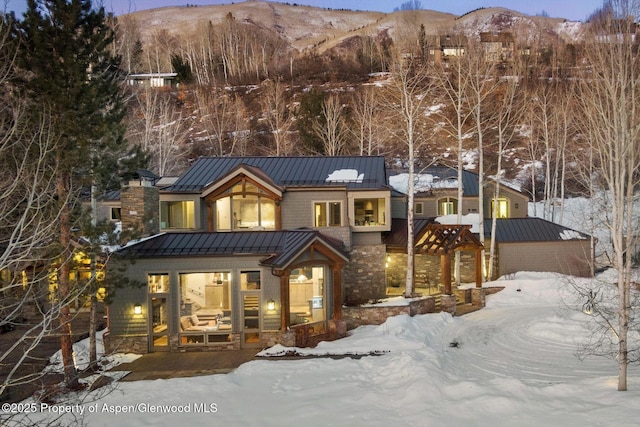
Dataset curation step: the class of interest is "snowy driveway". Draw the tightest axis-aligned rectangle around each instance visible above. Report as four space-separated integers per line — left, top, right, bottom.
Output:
438 305 618 386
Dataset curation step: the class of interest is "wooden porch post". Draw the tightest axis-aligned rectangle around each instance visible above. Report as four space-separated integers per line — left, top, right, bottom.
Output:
475 249 483 288
332 265 342 320
280 272 290 330
441 253 452 295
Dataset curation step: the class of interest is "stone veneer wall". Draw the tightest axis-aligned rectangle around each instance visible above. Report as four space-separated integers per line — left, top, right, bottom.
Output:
103 333 148 354
343 244 387 304
342 297 436 329
121 182 159 236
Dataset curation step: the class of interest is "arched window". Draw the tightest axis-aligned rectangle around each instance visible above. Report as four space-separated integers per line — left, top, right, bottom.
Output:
437 197 458 216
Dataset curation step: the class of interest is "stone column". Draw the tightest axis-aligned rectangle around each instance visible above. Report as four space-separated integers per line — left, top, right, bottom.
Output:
440 294 457 315
471 288 486 307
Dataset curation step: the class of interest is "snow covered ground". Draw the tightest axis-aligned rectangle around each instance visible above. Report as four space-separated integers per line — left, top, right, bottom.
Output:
5 272 639 426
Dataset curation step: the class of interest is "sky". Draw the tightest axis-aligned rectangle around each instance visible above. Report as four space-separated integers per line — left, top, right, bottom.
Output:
7 268 639 426
4 0 605 21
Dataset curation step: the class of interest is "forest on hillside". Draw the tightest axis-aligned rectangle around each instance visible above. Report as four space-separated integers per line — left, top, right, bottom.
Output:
115 5 590 204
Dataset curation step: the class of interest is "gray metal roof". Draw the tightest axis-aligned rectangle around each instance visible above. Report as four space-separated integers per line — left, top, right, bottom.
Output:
385 217 590 250
389 166 480 197
164 156 388 193
120 230 348 268
484 218 590 242
422 166 479 196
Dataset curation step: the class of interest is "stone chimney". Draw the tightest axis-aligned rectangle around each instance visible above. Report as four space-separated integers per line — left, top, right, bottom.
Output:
120 178 159 237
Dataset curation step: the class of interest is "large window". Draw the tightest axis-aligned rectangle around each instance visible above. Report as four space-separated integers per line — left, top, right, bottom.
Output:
161 201 195 229
491 197 509 218
354 198 386 226
214 182 276 230
178 272 233 345
288 266 325 326
314 202 341 227
438 197 458 216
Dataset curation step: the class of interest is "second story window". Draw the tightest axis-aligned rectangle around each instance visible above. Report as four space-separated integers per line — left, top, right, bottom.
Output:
213 181 277 231
161 201 195 229
438 197 458 216
314 202 341 227
491 197 509 218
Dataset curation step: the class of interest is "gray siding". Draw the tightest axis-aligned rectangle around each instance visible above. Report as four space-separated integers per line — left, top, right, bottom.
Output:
281 190 347 229
498 240 592 277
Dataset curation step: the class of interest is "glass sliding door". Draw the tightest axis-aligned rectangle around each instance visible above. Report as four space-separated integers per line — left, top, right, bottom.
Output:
240 270 261 348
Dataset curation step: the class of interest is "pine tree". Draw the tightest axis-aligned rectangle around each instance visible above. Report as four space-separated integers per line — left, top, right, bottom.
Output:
14 0 134 388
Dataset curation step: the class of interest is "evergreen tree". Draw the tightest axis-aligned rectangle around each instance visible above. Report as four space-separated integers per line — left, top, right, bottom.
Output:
14 0 138 388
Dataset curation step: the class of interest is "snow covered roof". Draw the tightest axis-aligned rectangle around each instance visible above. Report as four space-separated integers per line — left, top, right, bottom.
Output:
388 167 480 196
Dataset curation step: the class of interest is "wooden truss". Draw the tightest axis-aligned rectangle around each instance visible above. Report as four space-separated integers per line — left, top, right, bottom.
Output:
415 224 484 294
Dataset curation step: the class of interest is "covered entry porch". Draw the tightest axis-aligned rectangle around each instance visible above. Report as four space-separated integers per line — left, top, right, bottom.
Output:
385 220 485 308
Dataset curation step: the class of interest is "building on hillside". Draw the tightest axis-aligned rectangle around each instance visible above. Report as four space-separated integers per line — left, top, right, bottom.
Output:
126 72 178 88
479 31 517 62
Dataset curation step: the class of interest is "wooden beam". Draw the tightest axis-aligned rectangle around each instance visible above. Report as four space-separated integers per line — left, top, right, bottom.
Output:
475 249 483 288
279 272 290 330
441 254 452 294
333 268 342 320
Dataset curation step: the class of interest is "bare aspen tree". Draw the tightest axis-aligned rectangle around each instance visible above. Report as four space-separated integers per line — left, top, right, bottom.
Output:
112 14 143 74
486 71 528 280
228 93 250 156
382 54 434 297
350 86 380 156
126 88 189 175
433 33 474 285
195 86 239 156
465 39 499 281
260 78 293 156
144 29 176 73
575 0 640 391
312 94 348 156
531 80 573 222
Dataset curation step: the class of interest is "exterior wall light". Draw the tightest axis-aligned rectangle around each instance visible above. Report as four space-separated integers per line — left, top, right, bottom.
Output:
134 304 142 315
267 299 276 311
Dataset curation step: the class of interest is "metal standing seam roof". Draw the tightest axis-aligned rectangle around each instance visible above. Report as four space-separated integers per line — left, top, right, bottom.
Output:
388 167 480 197
385 217 590 249
119 230 348 268
163 156 389 193
483 218 590 242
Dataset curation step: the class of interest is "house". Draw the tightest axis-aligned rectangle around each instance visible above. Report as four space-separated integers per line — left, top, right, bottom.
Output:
104 156 392 353
479 31 517 62
126 72 178 88
104 158 592 354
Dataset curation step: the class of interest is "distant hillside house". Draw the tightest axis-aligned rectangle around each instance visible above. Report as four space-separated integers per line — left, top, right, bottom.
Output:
126 72 178 88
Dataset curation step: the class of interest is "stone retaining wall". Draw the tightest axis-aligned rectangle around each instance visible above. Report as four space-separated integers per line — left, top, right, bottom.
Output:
343 296 436 329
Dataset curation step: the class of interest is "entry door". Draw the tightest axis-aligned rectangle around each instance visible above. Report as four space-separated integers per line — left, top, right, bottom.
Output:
150 296 169 351
241 292 261 348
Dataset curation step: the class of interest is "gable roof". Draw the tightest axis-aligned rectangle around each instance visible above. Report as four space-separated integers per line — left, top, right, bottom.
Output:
388 167 480 197
119 229 348 269
389 167 526 198
164 156 388 193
